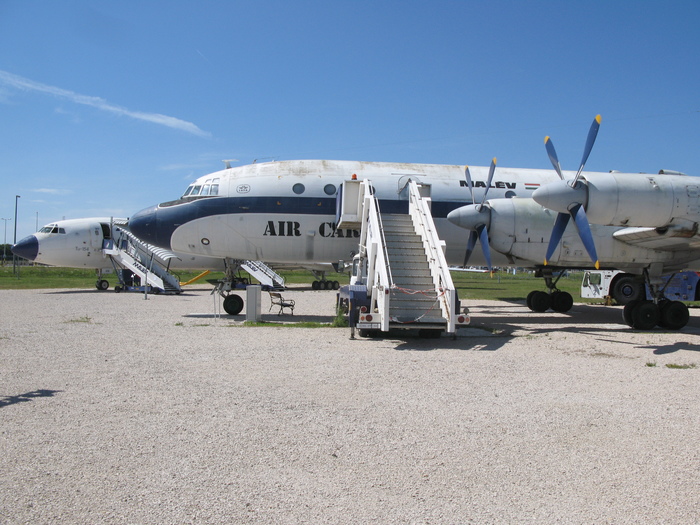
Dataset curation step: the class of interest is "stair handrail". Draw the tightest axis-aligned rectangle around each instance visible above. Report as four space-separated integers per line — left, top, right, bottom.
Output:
359 180 393 330
407 179 456 333
244 260 286 288
108 226 180 292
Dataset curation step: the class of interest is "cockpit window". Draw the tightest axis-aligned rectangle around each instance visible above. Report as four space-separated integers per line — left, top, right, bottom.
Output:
180 176 222 200
39 224 65 234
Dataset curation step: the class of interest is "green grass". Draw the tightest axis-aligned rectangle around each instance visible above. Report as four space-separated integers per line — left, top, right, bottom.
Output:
5 265 697 307
0 265 601 302
665 363 697 369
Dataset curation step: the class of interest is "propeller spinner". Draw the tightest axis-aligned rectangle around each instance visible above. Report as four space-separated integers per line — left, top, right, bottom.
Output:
533 115 602 269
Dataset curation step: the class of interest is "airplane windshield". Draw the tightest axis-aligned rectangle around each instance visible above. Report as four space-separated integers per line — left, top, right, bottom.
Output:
38 225 66 234
180 178 220 199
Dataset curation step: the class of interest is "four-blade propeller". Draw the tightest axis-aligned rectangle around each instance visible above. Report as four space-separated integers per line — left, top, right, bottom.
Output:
538 115 602 269
459 159 496 270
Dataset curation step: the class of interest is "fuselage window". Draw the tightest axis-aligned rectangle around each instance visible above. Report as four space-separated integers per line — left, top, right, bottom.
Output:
210 178 220 196
324 184 337 195
505 190 516 199
190 185 202 196
293 183 305 195
59 228 65 234
183 185 194 197
201 184 211 196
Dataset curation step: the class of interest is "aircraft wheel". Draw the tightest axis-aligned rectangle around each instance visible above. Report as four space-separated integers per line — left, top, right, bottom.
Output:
526 290 538 310
622 300 638 327
631 301 659 330
97 279 109 290
223 294 244 315
529 291 550 313
550 291 573 313
312 281 320 290
332 280 340 290
659 300 689 330
612 275 644 305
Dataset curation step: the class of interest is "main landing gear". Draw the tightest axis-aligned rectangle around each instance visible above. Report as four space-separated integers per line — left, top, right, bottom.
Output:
526 268 574 313
621 270 689 330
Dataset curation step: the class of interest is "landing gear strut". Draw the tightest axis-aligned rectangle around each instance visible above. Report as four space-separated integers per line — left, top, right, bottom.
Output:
526 268 574 313
622 270 689 330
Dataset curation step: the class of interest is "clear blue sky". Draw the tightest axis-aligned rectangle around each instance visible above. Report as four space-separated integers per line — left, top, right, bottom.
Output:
1 0 698 241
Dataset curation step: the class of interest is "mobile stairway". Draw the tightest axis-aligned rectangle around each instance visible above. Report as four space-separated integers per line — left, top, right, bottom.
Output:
102 225 182 294
337 178 469 337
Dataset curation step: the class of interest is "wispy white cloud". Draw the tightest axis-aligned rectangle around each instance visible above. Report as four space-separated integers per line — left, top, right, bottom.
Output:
33 188 73 195
0 70 211 138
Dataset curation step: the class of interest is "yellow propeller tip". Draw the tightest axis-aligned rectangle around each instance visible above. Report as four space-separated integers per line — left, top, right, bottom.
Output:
492 157 497 164
595 261 600 270
544 136 550 144
595 114 602 124
544 259 549 266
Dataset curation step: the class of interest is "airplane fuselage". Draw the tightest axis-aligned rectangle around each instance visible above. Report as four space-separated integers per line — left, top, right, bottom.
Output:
128 160 700 274
130 160 551 266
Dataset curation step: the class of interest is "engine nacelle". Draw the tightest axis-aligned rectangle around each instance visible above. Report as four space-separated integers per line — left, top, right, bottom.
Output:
468 197 694 270
534 172 698 228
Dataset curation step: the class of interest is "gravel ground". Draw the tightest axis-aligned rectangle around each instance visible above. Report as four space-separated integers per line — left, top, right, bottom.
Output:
1 285 699 524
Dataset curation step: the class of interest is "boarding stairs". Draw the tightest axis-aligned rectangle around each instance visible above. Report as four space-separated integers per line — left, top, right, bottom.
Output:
102 226 182 294
240 260 285 289
338 179 464 335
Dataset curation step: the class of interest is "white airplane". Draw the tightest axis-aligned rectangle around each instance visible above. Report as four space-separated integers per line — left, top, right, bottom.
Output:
127 117 700 330
11 217 340 300
11 217 226 290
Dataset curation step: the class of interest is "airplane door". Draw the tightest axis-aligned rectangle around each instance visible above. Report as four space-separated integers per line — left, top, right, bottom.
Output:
90 224 104 250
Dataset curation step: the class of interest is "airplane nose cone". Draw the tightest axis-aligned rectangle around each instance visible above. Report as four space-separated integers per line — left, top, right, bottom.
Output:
447 204 490 231
128 205 168 248
12 235 39 261
532 179 587 214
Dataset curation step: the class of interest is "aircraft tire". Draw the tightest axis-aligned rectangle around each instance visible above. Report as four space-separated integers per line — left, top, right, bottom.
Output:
96 279 109 290
659 300 689 330
312 281 320 290
223 294 244 315
526 290 538 311
332 281 340 290
631 301 659 330
611 275 644 305
529 291 550 313
622 300 638 327
550 291 573 313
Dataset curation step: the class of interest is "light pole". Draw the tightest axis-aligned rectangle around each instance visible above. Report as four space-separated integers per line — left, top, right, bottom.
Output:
13 195 20 275
1 218 10 265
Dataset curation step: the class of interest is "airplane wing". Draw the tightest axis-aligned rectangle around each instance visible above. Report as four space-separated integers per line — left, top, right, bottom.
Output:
612 226 700 251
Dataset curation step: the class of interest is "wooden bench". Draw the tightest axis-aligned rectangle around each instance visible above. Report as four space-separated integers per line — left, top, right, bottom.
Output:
268 292 295 315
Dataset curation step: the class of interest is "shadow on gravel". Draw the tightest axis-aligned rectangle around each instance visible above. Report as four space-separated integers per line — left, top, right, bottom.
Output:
183 313 336 324
0 389 63 408
644 341 700 355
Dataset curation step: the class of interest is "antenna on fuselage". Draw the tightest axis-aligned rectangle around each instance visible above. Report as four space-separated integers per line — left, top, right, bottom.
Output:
222 159 239 169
